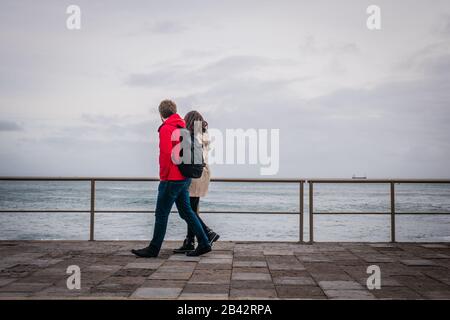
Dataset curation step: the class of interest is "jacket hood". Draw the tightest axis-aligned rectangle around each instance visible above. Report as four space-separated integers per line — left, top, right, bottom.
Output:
158 113 185 131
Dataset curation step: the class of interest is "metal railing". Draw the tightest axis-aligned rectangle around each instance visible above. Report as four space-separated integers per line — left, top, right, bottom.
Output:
0 177 449 243
0 177 305 242
308 179 450 243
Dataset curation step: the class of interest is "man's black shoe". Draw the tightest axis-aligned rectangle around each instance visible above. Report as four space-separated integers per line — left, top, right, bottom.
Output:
131 246 158 258
173 238 195 254
186 245 211 257
208 231 220 245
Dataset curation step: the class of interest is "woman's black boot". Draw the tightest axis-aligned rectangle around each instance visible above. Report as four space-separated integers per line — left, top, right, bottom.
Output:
173 237 195 254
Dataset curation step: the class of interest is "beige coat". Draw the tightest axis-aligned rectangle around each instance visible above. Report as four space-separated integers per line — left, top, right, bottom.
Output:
189 131 210 197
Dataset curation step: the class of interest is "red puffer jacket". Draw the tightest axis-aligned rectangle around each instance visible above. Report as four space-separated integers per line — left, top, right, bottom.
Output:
158 114 185 181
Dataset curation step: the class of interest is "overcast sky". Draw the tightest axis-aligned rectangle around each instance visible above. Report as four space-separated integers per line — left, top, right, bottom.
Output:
0 0 449 178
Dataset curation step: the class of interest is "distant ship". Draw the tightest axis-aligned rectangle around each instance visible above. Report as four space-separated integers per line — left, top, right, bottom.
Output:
352 174 367 179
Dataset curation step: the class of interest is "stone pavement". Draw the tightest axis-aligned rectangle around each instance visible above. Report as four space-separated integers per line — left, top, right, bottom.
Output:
0 241 449 299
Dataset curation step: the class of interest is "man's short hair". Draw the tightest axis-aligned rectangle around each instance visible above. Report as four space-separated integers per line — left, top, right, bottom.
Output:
159 100 177 119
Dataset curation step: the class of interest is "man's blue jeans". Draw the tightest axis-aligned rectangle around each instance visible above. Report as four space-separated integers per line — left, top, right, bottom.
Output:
149 179 210 254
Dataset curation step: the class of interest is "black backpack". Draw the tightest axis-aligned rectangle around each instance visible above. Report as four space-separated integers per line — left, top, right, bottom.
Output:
177 128 205 178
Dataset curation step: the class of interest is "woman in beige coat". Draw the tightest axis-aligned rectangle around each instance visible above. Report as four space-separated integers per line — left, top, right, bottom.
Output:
174 111 220 253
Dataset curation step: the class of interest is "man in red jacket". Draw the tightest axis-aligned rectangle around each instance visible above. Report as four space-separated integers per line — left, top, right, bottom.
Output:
132 100 211 257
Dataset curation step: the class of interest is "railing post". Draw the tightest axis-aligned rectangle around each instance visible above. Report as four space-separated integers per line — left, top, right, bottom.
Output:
309 182 314 243
390 182 396 243
90 179 95 241
299 181 304 243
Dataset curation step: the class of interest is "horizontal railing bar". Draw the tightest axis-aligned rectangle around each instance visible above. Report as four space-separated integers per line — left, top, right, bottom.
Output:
1 177 449 183
99 210 298 214
1 210 449 215
0 177 102 181
0 210 90 213
0 177 160 181
308 179 450 183
314 212 450 215
0 177 306 183
0 210 300 215
211 178 305 183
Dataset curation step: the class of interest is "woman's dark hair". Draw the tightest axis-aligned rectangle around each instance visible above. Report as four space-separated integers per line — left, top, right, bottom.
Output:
184 110 208 134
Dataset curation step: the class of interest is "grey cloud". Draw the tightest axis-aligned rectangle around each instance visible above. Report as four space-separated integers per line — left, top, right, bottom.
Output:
304 40 450 126
419 50 450 81
401 40 450 76
126 65 184 87
0 137 156 177
126 55 294 89
149 21 187 34
199 55 272 75
78 113 158 142
299 36 359 57
435 14 450 37
126 21 188 37
297 36 360 76
80 113 144 125
0 121 21 131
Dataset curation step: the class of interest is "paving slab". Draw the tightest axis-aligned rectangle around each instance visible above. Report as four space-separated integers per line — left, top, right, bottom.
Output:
310 273 354 281
233 261 267 268
199 258 233 265
0 282 53 293
400 259 436 266
324 289 375 299
189 270 231 285
421 244 448 249
421 291 450 299
0 278 16 287
230 288 278 299
393 275 449 292
179 293 229 300
371 287 423 299
195 263 232 270
149 272 192 280
168 255 200 262
318 280 364 290
231 280 275 289
276 285 325 299
296 255 332 263
273 276 316 286
267 263 306 271
124 261 164 269
131 287 182 299
263 249 294 256
232 272 272 281
141 280 186 288
182 284 230 294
